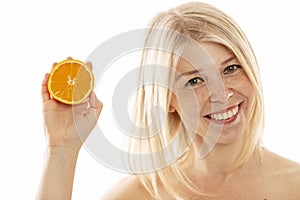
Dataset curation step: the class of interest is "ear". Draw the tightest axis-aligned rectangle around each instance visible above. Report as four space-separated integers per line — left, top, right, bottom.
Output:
169 105 175 113
168 93 177 113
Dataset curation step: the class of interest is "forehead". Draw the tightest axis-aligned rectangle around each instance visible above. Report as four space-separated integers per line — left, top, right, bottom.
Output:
176 42 235 73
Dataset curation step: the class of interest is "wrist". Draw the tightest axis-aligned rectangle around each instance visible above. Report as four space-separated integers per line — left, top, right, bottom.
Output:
46 145 80 158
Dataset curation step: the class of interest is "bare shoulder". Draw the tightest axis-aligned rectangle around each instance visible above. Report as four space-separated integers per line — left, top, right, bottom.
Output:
263 149 300 195
100 175 154 200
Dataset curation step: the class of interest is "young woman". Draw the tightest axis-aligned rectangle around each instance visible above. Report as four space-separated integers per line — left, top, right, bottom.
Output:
37 2 300 200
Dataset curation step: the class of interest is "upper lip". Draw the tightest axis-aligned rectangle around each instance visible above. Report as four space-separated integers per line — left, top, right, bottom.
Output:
204 103 241 117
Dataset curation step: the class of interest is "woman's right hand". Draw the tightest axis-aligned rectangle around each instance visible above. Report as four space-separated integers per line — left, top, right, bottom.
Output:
41 59 103 154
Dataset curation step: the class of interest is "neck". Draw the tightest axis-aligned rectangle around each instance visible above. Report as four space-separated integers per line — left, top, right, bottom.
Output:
197 135 245 172
181 135 261 186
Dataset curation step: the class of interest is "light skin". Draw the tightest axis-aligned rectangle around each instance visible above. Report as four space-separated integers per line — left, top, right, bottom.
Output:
170 41 256 181
102 42 300 199
37 43 300 200
37 58 103 200
166 42 300 198
172 41 254 145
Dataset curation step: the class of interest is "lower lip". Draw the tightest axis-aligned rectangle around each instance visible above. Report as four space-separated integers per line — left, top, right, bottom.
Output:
205 104 241 125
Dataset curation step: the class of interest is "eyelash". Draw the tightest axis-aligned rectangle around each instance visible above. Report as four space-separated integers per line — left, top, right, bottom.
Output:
223 64 242 74
185 77 204 87
185 64 242 87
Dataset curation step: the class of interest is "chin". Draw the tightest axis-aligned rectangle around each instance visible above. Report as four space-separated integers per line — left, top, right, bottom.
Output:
195 126 245 146
216 130 245 144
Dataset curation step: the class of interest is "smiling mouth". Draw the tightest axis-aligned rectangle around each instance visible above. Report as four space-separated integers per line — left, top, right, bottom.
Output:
205 104 241 123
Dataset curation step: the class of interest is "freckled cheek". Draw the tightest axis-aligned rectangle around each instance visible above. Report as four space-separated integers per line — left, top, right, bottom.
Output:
234 77 254 101
174 88 209 117
194 88 210 111
172 89 206 132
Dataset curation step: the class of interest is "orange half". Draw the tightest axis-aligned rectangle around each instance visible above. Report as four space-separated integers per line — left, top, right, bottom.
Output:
47 59 94 105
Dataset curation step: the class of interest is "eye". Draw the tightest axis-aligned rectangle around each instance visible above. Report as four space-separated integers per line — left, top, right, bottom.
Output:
185 77 204 87
223 64 242 74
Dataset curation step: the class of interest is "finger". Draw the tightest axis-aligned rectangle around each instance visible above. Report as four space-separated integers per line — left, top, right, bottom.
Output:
67 57 73 60
89 92 103 117
52 62 57 67
72 100 89 110
41 73 50 102
86 61 93 71
51 62 57 71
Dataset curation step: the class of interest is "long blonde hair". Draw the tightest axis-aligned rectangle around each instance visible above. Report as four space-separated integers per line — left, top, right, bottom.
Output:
128 2 264 199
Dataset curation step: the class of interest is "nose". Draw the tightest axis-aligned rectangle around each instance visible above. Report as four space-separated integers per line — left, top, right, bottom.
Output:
209 87 233 103
226 88 233 99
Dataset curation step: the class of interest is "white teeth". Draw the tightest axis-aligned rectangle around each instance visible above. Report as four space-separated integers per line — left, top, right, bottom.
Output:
217 114 223 120
228 110 233 118
209 106 239 121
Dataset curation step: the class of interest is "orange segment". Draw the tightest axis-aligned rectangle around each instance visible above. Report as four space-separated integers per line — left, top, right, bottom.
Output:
47 59 94 105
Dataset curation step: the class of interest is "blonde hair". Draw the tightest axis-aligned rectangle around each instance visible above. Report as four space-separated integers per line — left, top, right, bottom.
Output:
128 2 264 199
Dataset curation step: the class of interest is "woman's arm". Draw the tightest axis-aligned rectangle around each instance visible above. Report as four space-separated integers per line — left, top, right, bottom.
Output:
36 147 79 200
36 60 102 200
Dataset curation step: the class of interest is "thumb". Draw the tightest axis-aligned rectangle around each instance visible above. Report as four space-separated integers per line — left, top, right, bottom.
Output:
88 92 103 118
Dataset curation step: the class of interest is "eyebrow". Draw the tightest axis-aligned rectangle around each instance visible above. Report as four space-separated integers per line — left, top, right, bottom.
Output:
221 55 237 65
175 55 237 81
175 69 202 81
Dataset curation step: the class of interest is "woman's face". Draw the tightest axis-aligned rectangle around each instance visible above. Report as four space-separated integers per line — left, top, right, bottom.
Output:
171 42 255 144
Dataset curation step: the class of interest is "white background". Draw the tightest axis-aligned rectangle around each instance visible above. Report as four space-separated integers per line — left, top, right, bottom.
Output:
0 0 299 199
